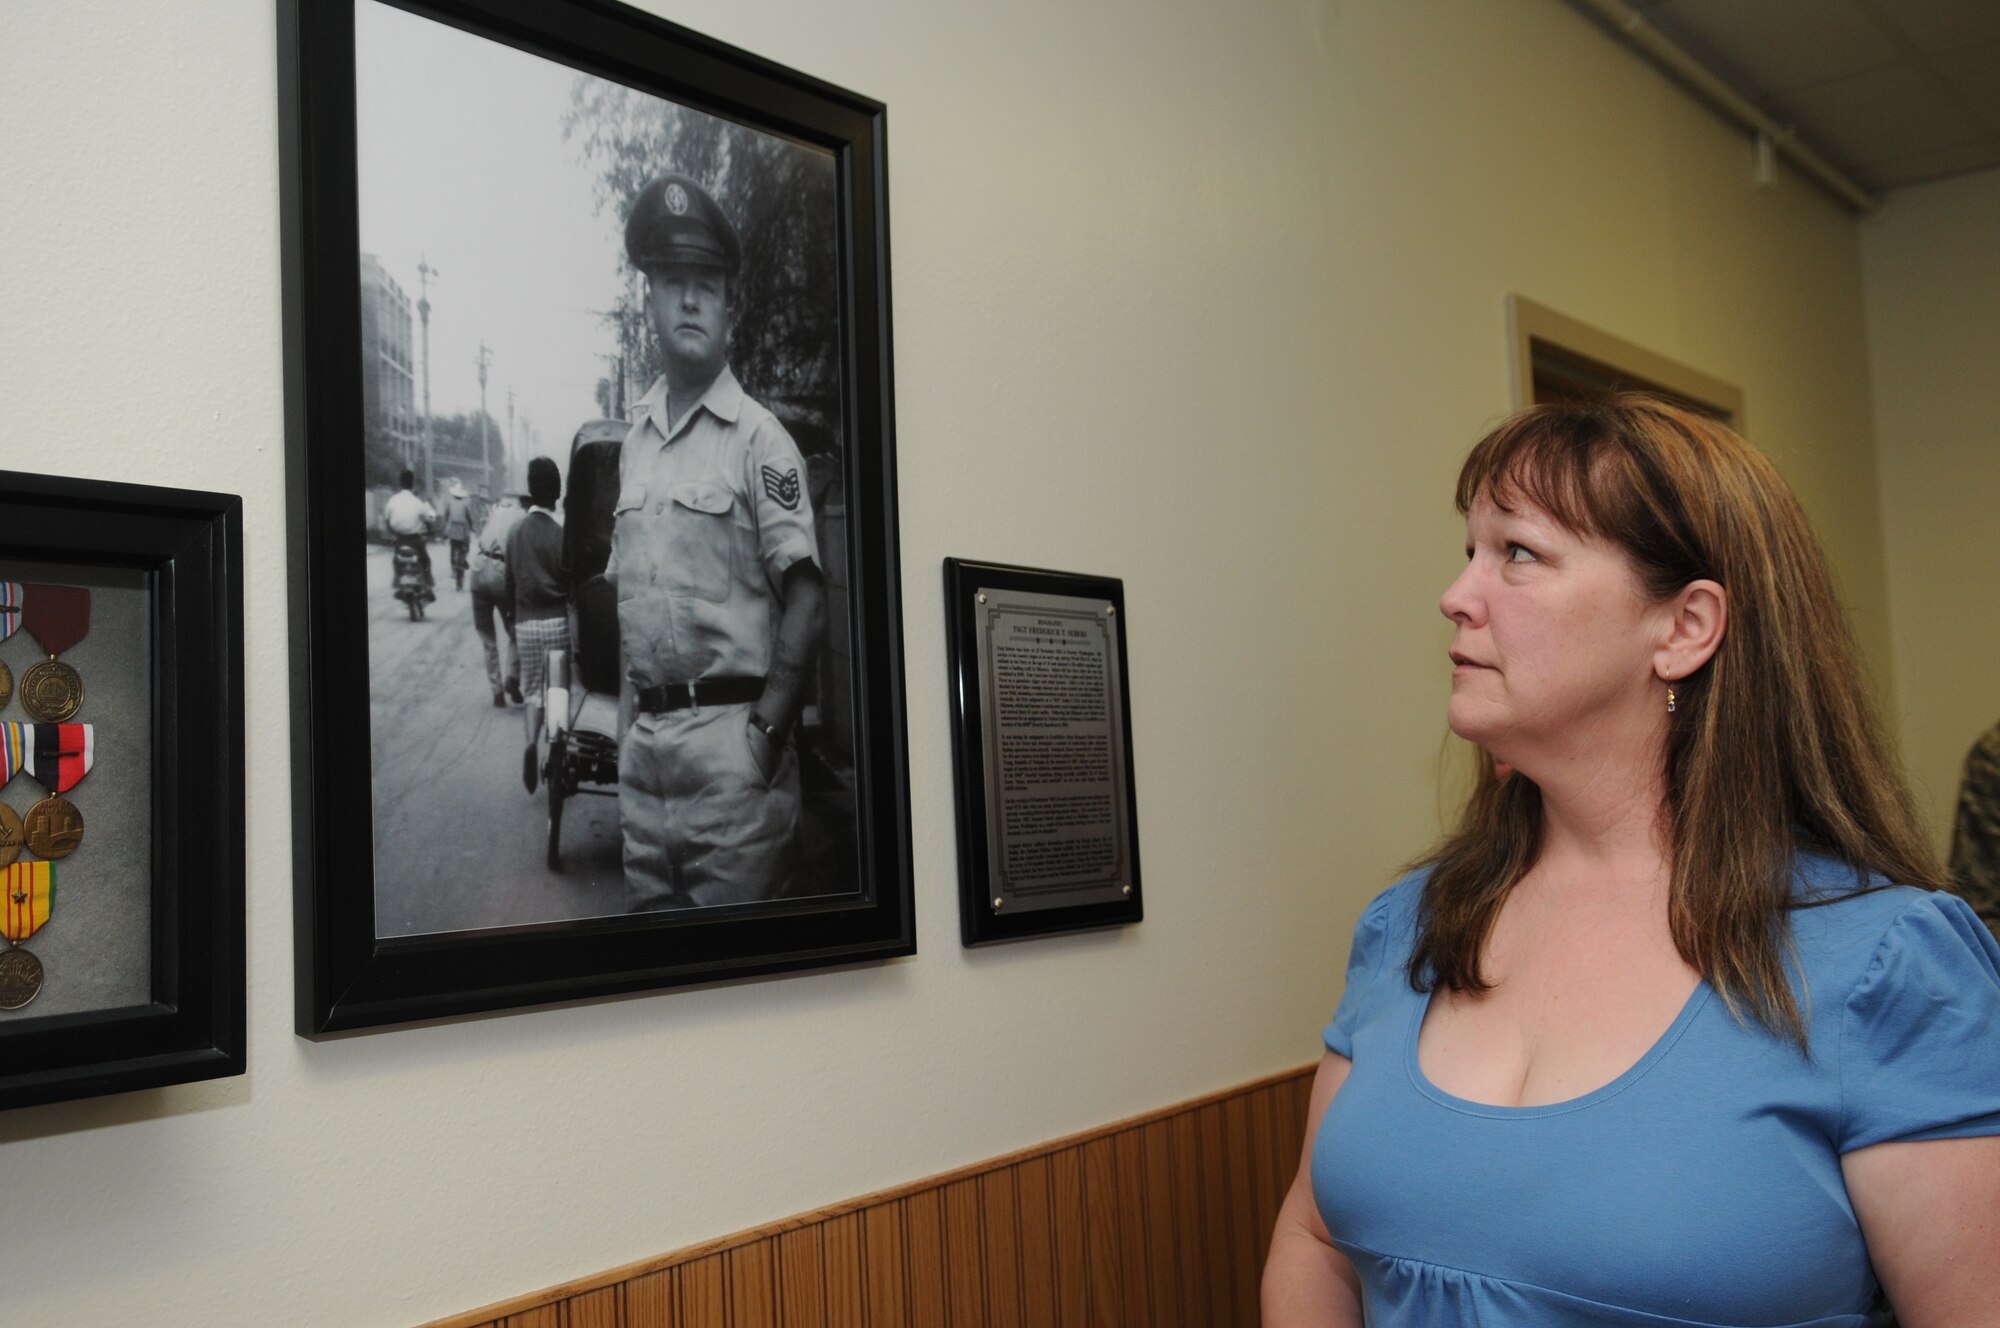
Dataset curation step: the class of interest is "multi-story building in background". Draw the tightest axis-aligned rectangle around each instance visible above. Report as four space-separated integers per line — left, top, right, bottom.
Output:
360 253 418 487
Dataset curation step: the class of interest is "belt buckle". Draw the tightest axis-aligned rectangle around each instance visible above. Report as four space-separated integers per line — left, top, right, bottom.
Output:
684 680 699 714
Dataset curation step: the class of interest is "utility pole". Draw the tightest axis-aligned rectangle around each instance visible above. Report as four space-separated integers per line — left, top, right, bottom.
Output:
474 341 493 496
415 256 438 493
506 386 516 496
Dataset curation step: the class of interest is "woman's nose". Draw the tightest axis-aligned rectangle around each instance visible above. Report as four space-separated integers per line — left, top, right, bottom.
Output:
1439 561 1480 624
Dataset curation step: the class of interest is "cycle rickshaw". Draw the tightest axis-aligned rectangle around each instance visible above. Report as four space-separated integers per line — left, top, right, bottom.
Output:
537 418 625 869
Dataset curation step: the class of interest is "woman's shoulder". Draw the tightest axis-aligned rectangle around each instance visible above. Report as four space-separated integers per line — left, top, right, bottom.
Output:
1348 869 1430 961
1787 853 1996 991
1787 858 2000 1151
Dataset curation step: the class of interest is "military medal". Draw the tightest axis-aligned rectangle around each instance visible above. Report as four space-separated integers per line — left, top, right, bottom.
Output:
20 584 89 723
20 659 81 722
0 859 46 1007
0 947 42 1011
0 659 11 713
1 860 55 945
24 797 82 860
0 803 21 868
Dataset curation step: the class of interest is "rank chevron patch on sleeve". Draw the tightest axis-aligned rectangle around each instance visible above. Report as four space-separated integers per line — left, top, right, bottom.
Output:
761 464 802 510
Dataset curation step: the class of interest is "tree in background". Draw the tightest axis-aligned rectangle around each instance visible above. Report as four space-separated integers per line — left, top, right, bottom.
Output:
431 410 507 493
364 429 405 489
563 80 840 451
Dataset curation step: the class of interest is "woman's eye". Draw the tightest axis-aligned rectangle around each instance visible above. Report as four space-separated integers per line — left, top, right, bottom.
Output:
1505 542 1537 563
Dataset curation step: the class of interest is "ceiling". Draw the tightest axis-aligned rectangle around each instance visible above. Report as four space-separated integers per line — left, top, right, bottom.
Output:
1612 0 2000 196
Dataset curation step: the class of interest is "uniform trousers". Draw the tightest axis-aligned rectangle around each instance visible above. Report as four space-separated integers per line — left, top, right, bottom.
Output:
620 701 800 911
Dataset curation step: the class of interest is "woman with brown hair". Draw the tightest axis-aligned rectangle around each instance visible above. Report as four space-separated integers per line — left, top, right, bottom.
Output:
1263 396 2000 1327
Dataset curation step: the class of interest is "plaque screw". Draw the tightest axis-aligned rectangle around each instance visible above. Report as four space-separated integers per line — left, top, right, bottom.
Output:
1122 884 1132 895
977 593 987 603
992 897 1004 909
1106 604 1115 614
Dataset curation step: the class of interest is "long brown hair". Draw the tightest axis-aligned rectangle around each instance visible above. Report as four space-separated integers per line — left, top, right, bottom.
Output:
1410 394 1945 1047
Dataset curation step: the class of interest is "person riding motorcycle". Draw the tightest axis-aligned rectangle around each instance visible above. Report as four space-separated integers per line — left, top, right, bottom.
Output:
381 468 437 604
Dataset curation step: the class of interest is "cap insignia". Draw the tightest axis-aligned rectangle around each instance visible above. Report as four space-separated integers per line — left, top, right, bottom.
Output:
665 183 689 215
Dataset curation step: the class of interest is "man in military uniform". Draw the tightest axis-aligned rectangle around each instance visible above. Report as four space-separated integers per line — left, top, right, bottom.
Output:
1948 718 2000 941
613 172 825 911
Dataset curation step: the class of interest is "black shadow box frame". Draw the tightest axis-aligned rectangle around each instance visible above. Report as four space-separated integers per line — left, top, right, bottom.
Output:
0 471 245 1110
944 559 1143 946
279 0 912 1033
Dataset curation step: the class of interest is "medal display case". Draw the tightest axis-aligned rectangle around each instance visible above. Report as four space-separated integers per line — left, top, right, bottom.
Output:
0 472 244 1111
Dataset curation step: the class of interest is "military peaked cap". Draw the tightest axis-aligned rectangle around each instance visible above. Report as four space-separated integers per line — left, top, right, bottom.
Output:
624 173 742 275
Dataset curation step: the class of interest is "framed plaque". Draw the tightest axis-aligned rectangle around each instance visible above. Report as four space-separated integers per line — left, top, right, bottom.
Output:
944 559 1142 945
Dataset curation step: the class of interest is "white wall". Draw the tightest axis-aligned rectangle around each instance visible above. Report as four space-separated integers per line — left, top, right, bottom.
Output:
1862 167 2000 846
0 2 1889 1323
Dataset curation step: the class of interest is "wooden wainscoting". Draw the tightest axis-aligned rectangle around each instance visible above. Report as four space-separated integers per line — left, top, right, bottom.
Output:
425 1063 1315 1328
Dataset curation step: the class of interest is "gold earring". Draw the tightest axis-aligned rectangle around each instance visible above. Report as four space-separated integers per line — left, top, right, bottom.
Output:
1666 685 1677 714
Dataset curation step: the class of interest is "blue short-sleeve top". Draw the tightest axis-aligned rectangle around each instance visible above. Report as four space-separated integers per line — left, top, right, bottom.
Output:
1311 860 2000 1327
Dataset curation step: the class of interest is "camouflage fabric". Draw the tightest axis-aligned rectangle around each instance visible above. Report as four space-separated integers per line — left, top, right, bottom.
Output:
1947 719 2000 941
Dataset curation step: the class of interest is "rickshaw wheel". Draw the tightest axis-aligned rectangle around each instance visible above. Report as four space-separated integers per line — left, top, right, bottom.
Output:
546 735 567 870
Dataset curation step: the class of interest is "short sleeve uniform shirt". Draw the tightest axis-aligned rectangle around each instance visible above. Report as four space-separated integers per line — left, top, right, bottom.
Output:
1312 860 2000 1327
614 368 819 686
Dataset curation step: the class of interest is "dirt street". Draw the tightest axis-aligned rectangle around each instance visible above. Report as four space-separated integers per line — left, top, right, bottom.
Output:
365 542 625 936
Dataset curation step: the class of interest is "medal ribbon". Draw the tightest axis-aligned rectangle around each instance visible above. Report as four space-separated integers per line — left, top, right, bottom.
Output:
0 724 93 792
0 724 25 786
0 581 20 644
1 861 55 943
22 584 89 657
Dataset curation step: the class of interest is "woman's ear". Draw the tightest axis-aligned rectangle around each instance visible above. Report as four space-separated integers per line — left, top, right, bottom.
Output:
1656 579 1727 683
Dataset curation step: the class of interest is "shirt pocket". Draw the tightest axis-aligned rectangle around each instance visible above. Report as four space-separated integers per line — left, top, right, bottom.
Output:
663 480 735 603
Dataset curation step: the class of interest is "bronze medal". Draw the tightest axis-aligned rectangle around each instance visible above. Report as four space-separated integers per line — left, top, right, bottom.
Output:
20 659 82 723
0 946 42 1011
24 797 82 860
0 804 20 869
0 658 11 711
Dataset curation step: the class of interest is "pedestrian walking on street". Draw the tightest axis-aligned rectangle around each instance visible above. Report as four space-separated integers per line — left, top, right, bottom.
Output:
470 491 526 707
506 456 571 789
442 478 476 591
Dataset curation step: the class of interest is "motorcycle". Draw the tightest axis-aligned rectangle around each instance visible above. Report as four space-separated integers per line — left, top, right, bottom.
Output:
392 539 430 620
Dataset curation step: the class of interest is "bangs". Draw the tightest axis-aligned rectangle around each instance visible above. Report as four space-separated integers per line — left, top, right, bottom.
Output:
1455 404 1631 539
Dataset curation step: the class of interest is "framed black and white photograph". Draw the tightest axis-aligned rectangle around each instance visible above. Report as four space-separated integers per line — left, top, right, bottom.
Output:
280 0 911 1033
944 560 1142 946
0 472 244 1110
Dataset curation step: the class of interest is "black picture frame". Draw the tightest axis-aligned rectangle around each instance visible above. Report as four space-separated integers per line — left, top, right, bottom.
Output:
0 471 245 1111
279 0 911 1033
944 559 1143 946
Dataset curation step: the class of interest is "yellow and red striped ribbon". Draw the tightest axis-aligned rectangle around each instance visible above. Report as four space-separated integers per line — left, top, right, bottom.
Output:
1 860 54 943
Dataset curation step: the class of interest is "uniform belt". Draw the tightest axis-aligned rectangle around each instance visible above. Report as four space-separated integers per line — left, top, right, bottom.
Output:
635 676 765 714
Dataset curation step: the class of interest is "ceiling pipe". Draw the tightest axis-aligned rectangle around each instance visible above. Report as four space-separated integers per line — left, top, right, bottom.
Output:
1565 0 1879 214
